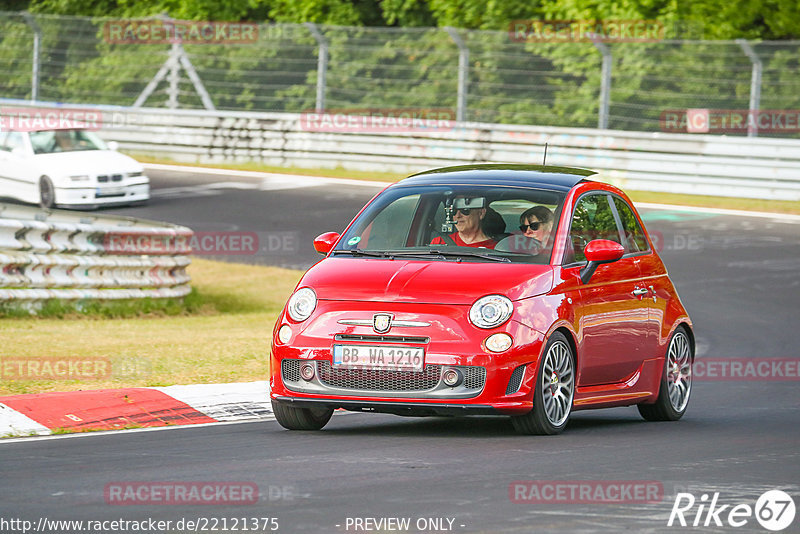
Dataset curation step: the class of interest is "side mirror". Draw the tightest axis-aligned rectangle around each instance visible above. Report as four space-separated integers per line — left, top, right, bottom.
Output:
106 141 119 151
579 239 624 284
313 231 340 255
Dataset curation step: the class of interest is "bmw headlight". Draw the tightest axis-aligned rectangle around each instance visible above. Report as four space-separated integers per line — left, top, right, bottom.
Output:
286 287 317 322
469 294 513 329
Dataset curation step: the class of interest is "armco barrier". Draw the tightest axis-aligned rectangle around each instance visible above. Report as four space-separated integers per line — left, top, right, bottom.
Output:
0 203 192 302
2 100 800 200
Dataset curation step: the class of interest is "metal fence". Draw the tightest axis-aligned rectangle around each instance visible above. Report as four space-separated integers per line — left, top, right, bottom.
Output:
2 12 800 137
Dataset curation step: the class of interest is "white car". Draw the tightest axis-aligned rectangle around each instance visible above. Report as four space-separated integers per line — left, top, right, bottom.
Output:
0 128 149 209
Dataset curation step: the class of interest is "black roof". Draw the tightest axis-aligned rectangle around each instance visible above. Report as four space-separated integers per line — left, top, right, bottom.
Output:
398 164 596 192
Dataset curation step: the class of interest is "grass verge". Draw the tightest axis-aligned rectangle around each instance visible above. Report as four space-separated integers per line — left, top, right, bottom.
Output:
0 258 302 396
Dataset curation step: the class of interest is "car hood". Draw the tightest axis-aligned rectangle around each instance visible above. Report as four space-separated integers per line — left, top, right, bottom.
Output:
34 150 143 175
300 257 553 305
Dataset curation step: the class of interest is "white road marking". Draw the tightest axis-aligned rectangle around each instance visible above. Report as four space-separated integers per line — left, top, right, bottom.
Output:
0 403 52 438
635 202 800 223
145 163 390 188
152 381 273 421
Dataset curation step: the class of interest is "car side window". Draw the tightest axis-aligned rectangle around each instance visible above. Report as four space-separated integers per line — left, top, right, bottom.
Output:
1 132 24 152
566 193 621 263
613 197 649 253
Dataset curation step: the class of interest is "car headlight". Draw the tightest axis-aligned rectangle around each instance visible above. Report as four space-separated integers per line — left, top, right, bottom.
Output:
69 175 90 182
286 287 317 322
469 294 513 329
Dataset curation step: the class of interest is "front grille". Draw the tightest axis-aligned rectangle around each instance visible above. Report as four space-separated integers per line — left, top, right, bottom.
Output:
111 174 123 182
506 364 526 394
335 334 429 344
281 359 486 393
318 361 441 391
282 359 301 382
463 366 486 389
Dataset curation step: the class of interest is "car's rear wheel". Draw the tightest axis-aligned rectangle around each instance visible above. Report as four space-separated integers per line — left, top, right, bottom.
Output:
271 399 333 430
512 331 575 435
39 176 55 209
638 326 693 421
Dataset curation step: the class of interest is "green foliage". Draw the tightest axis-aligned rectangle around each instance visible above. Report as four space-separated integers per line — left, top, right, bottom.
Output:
2 1 798 134
0 288 205 319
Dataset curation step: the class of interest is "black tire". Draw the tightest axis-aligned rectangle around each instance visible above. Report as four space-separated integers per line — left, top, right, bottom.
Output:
271 399 333 430
638 326 693 422
511 331 575 435
39 176 56 209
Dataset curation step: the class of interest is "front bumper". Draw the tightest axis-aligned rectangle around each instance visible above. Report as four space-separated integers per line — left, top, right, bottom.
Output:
56 182 149 207
270 300 546 416
273 396 501 416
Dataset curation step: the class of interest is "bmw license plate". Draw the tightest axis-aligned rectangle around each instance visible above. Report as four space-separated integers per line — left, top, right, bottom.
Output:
332 345 424 372
96 187 126 197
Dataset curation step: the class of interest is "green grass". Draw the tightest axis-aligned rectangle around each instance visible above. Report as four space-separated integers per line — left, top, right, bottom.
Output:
133 154 800 215
0 258 302 396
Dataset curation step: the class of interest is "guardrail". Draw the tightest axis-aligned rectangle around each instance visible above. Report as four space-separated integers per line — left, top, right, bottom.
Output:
0 202 192 303
2 99 800 200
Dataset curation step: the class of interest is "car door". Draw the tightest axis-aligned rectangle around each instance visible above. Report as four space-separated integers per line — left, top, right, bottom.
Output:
566 192 651 386
611 195 664 358
0 131 37 203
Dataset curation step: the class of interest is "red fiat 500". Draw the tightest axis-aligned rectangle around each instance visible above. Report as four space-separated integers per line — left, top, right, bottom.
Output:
270 164 693 435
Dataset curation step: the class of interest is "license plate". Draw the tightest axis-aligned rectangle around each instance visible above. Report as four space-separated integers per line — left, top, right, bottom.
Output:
332 345 424 372
96 187 125 197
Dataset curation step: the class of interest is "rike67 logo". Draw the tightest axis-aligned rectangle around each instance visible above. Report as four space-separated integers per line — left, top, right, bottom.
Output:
668 490 796 531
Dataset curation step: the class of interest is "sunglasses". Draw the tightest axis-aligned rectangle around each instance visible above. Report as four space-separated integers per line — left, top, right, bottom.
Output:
455 208 474 216
519 222 542 232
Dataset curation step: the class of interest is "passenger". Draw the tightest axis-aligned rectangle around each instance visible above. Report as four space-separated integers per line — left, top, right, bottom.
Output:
519 206 554 247
431 197 497 248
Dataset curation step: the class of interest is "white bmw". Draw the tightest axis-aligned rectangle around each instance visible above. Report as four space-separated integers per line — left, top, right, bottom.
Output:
0 128 149 209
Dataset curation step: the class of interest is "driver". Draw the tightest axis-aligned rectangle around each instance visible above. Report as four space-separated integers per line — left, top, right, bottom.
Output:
53 130 76 151
431 196 498 248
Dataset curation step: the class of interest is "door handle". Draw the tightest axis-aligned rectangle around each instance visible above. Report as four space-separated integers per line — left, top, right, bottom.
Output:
632 288 649 297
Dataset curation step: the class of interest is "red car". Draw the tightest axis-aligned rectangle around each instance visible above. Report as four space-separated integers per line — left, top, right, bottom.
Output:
270 164 693 434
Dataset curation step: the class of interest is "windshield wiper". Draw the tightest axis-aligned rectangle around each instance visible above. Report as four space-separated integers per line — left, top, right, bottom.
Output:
391 248 511 262
333 249 394 258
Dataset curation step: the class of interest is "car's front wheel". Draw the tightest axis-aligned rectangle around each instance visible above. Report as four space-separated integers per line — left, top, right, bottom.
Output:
271 399 333 430
511 331 575 435
638 326 693 422
39 176 56 209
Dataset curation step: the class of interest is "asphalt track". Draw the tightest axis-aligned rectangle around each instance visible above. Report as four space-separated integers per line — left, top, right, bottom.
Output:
1 166 798 533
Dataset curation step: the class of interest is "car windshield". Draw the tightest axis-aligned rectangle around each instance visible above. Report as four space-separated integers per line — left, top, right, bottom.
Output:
29 129 106 154
334 184 565 264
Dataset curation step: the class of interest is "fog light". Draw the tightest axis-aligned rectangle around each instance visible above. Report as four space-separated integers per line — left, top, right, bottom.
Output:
485 333 513 353
442 368 463 387
300 362 315 381
277 324 292 344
